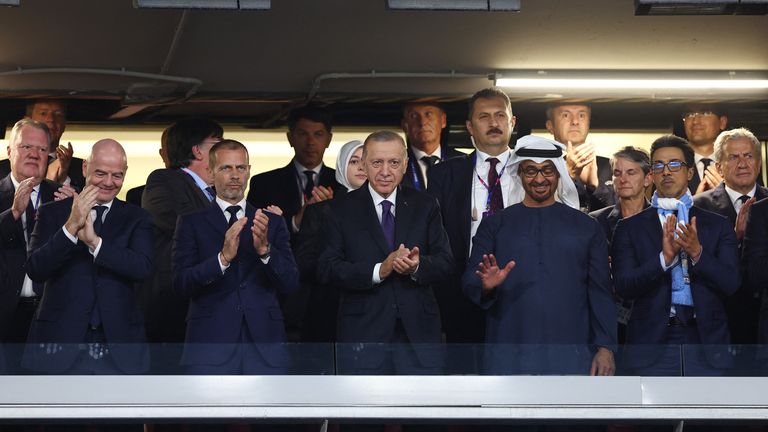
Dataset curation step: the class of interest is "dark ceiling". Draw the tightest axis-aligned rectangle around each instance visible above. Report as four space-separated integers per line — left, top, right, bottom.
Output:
0 0 767 135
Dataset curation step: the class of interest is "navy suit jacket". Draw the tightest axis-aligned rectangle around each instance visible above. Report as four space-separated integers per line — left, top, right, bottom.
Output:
318 184 453 368
575 155 615 212
24 198 153 373
0 175 58 340
140 168 211 343
401 144 464 191
743 198 768 345
172 202 299 367
589 201 650 245
694 182 768 228
612 206 740 368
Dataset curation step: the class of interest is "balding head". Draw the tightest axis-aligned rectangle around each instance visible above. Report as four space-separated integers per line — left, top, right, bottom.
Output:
84 139 128 204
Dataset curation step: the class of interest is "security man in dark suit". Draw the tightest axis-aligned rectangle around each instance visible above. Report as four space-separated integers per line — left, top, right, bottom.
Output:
24 139 153 374
247 105 340 340
319 130 453 374
0 119 71 345
694 127 768 345
400 102 463 191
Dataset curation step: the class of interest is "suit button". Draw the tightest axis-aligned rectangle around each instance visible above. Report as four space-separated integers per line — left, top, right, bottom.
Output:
236 305 243 311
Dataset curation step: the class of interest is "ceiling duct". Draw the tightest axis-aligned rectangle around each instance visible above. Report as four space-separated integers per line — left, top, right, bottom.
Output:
635 0 767 15
387 0 520 11
133 0 270 9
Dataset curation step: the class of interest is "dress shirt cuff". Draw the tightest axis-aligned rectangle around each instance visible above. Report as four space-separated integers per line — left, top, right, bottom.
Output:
409 263 420 282
89 237 102 257
218 252 230 274
261 256 271 265
62 176 72 186
291 215 300 233
63 224 78 244
659 252 679 271
690 247 703 266
372 263 383 284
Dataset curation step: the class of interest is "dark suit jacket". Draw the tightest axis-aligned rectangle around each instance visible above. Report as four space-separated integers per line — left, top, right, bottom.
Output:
425 152 486 344
318 184 453 368
743 198 768 345
0 157 85 191
612 206 740 369
125 185 145 207
246 161 339 240
589 201 650 245
575 155 615 212
694 182 768 344
0 175 58 340
23 198 153 373
401 144 464 191
172 202 299 368
140 168 211 343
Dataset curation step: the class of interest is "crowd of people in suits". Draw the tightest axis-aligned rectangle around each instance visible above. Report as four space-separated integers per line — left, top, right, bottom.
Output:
2 89 768 378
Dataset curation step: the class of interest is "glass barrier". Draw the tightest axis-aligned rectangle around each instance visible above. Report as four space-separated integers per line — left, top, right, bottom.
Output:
2 343 768 376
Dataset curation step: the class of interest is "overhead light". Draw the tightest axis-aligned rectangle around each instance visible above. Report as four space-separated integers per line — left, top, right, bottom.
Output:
0 0 20 5
492 70 768 99
133 0 270 9
387 0 520 11
635 0 767 15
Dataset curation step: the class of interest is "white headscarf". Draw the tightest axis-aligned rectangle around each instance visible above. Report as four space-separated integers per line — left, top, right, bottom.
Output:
508 135 580 210
335 140 365 191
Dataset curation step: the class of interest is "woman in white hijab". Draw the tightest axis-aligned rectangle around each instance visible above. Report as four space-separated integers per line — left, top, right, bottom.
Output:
295 140 366 343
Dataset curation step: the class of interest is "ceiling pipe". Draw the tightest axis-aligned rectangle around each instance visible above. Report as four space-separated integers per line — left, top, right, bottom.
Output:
160 10 189 75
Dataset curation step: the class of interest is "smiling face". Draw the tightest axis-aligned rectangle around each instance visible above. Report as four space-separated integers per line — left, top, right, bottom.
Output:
546 104 591 146
465 97 515 155
83 139 128 204
652 146 693 199
345 146 367 190
683 111 727 150
519 160 559 207
363 139 407 198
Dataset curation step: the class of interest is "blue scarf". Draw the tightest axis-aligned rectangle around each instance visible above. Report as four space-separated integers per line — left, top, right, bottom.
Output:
651 190 694 307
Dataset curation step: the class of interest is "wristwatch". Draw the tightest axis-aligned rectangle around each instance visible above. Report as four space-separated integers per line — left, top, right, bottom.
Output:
258 243 271 260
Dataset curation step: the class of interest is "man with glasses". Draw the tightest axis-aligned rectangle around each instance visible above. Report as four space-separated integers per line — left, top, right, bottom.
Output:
463 135 616 375
694 128 767 345
681 106 728 195
612 135 739 376
0 119 72 345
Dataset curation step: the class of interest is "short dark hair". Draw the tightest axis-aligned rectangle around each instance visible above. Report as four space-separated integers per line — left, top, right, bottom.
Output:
362 130 406 160
468 88 511 119
25 99 67 117
545 103 591 122
612 146 651 175
166 118 224 169
650 134 695 168
287 105 333 134
208 139 249 171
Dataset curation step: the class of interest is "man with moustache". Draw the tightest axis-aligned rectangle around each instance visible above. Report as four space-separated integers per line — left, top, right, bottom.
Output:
463 135 615 375
0 119 72 344
681 105 728 195
612 135 739 376
173 140 299 374
400 102 463 191
24 139 153 374
319 131 453 374
694 128 768 345
426 88 516 368
546 103 614 211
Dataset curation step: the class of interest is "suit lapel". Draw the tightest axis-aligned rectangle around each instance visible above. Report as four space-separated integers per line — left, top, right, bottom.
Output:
281 163 303 214
356 186 390 256
711 183 737 225
204 201 228 238
394 187 413 249
0 175 14 210
755 185 768 201
179 170 210 207
99 199 123 240
460 152 476 258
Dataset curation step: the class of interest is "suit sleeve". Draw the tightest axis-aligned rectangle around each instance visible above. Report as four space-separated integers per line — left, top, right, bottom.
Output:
689 214 740 296
143 170 200 237
27 203 83 282
461 214 499 310
0 207 24 249
744 203 768 292
611 219 667 300
317 206 379 291
93 209 154 281
172 214 227 297
249 213 299 294
411 199 454 286
586 219 618 349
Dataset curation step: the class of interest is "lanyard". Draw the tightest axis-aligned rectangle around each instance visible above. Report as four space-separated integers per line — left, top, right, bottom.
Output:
474 155 509 211
408 153 444 191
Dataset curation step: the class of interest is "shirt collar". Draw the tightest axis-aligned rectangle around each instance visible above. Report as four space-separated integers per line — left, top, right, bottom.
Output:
694 153 715 164
411 146 441 161
94 200 114 211
368 183 398 206
10 175 40 194
215 197 247 214
181 167 210 193
475 148 512 169
293 159 323 176
724 184 756 206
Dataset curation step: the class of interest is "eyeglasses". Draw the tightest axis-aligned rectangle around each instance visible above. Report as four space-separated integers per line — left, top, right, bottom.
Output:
651 160 688 174
521 166 558 179
682 111 718 121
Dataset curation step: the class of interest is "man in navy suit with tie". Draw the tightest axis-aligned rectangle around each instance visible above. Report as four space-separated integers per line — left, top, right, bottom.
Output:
173 139 299 374
319 131 453 374
0 119 71 345
24 139 153 374
612 135 740 376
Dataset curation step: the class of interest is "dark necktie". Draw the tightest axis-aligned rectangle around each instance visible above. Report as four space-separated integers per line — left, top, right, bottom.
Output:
421 155 439 169
303 170 316 200
25 197 37 239
226 205 240 228
487 157 504 214
701 158 713 171
92 206 107 235
205 186 216 202
380 200 395 251
739 195 750 204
